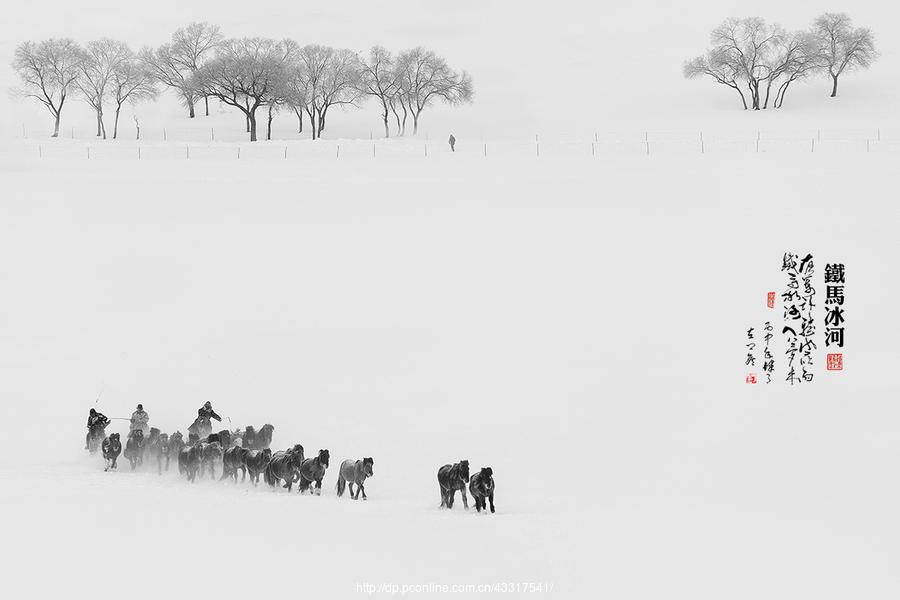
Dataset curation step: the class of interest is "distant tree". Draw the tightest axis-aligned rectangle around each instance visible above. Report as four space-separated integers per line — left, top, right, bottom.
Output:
297 45 362 139
196 38 287 142
10 39 82 137
141 44 200 118
170 22 223 115
396 48 473 135
812 13 877 97
77 39 131 139
712 18 784 110
686 18 795 110
358 46 403 138
141 23 220 119
280 39 308 134
110 53 157 139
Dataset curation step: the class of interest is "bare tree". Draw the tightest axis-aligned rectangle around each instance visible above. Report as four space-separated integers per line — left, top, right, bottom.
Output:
710 18 784 110
279 39 308 136
683 52 748 109
171 22 223 115
297 45 362 139
812 13 877 97
10 39 82 137
110 53 157 139
141 44 200 117
358 46 403 138
397 48 473 135
196 38 287 142
77 39 131 139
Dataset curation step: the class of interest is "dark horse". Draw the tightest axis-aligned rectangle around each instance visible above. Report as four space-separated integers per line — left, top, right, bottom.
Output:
221 446 248 482
336 457 374 500
124 429 145 471
437 460 470 509
469 467 496 513
198 441 223 480
242 424 275 450
244 448 272 485
144 428 165 475
264 444 305 491
298 449 330 495
178 445 202 483
101 433 122 472
206 430 233 449
166 431 185 471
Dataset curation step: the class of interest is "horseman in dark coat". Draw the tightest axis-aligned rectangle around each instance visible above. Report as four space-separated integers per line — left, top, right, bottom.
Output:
85 408 110 449
197 401 222 423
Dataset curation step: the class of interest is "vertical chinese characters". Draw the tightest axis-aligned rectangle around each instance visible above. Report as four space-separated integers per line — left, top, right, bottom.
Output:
781 252 815 384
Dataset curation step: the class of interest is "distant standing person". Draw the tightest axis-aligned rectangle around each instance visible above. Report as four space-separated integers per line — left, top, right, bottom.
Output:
448 134 456 152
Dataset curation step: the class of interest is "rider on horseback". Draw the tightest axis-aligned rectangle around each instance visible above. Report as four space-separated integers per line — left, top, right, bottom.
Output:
129 404 150 436
85 408 110 450
188 402 222 441
197 401 222 423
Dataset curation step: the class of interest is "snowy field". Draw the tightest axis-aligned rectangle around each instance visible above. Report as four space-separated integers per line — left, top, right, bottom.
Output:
1 147 899 598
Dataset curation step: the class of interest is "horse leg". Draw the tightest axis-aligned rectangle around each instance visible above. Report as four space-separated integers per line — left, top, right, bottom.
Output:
360 483 367 501
347 482 354 499
448 489 455 509
315 478 322 496
461 487 469 510
240 467 246 483
489 493 495 513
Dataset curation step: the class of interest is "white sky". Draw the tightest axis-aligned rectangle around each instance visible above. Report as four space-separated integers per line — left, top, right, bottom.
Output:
1 0 896 140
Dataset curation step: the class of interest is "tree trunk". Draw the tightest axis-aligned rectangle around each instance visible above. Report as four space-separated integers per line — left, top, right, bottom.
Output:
52 113 60 138
400 100 408 136
390 102 401 136
96 112 102 137
267 104 274 141
306 107 317 140
204 96 210 116
830 74 838 97
245 113 250 133
248 112 257 142
294 107 303 134
317 107 326 137
188 101 195 118
412 112 420 135
113 106 121 140
382 109 389 138
733 85 748 110
100 112 107 140
763 81 773 109
775 81 790 108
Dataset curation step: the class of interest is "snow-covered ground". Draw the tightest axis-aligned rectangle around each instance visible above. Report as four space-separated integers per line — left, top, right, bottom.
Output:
1 147 898 598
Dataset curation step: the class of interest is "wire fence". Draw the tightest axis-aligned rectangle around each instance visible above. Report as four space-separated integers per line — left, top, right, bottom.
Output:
3 127 900 161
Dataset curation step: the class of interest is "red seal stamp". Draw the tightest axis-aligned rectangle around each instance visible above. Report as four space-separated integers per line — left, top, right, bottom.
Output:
826 353 843 371
767 291 775 309
745 374 757 384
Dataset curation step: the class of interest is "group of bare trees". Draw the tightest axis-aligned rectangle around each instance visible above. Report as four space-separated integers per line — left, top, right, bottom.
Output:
11 23 474 141
684 13 877 110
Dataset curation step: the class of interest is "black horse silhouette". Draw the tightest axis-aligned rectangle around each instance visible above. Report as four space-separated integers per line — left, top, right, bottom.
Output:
437 460 470 509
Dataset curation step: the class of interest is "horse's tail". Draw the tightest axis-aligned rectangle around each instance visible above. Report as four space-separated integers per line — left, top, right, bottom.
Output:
336 472 346 497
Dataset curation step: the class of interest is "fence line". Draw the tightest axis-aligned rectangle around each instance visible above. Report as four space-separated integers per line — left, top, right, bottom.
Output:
6 131 900 162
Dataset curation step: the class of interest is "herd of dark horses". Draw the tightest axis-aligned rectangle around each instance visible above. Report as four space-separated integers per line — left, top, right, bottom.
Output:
91 420 495 512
